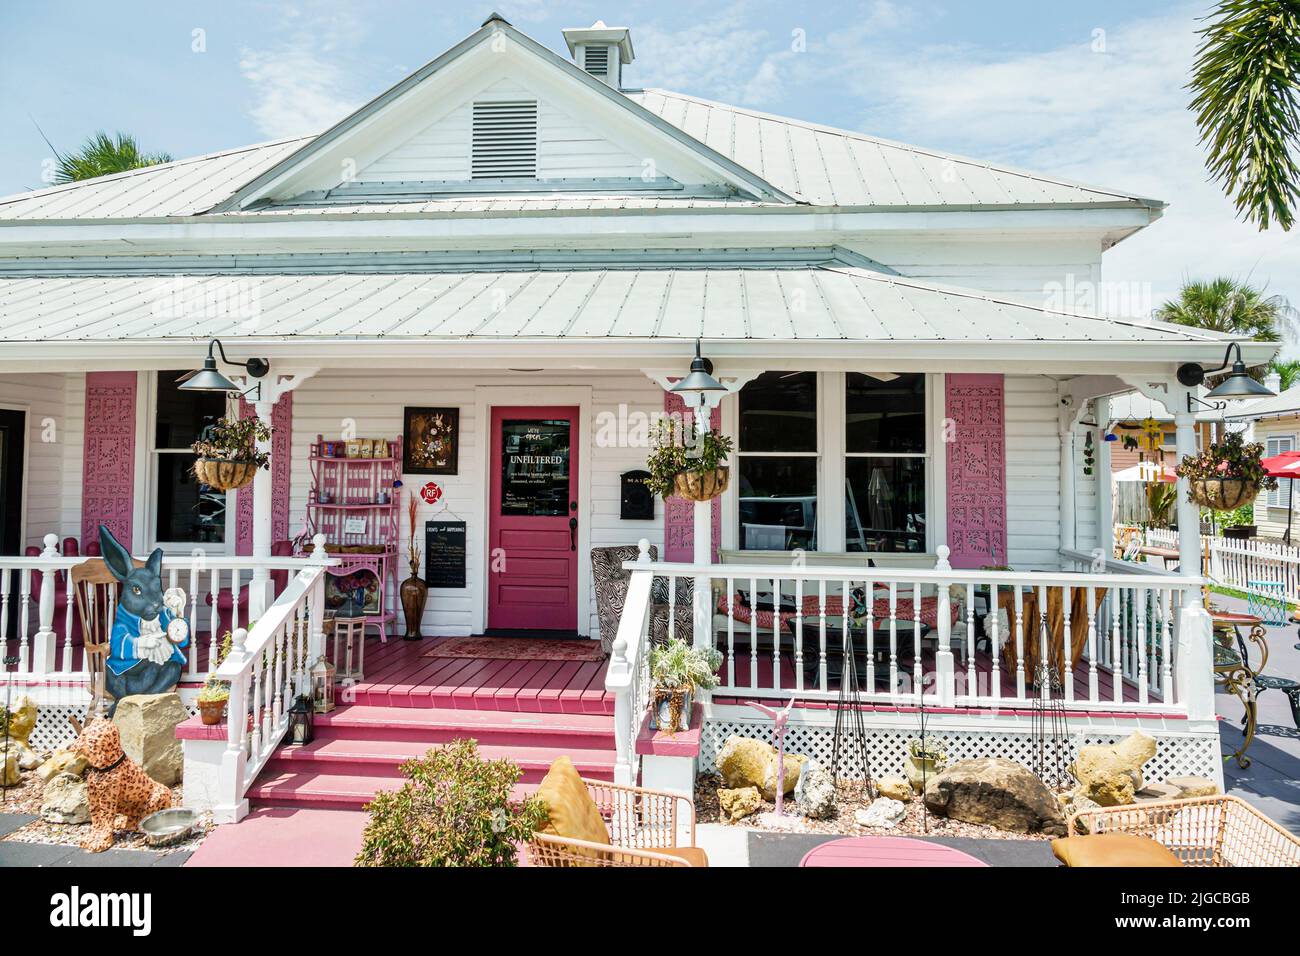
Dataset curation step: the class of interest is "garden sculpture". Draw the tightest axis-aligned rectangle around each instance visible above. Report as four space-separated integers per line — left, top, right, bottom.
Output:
71 717 173 852
746 698 794 818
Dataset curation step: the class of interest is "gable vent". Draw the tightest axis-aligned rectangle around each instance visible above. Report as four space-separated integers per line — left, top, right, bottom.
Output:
582 45 610 77
471 100 538 179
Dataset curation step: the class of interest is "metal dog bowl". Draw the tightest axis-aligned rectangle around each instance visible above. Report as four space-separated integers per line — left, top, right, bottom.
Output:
140 807 196 847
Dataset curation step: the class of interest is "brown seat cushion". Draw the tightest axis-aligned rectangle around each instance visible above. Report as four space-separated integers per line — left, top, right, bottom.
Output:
536 756 611 849
1051 833 1184 867
653 846 708 867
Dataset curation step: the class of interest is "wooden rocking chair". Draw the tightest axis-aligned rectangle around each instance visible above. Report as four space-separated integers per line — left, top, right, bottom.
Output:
70 555 143 717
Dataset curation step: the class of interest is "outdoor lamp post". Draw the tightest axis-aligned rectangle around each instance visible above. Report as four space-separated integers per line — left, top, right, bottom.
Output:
177 338 271 397
669 341 727 650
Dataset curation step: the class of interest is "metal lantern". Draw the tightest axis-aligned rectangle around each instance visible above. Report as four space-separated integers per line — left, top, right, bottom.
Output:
287 695 315 745
310 655 336 714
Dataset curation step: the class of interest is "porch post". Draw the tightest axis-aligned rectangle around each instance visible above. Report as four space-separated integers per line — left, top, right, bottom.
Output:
692 403 712 650
1058 424 1076 553
1095 397 1113 563
1173 404 1202 581
31 534 59 674
247 395 275 619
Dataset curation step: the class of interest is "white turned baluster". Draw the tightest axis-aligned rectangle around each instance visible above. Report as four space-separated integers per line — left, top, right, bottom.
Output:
988 584 1001 701
18 568 31 672
1013 586 1025 699
1036 585 1050 700
62 573 74 673
818 579 828 694
888 582 898 696
249 652 263 760
231 569 241 633
771 576 781 692
749 576 758 690
725 576 735 689
1135 587 1148 704
911 582 922 701
1111 588 1123 703
965 582 976 699
1160 589 1174 702
0 568 10 665
864 579 875 691
1062 587 1074 702
1086 586 1099 703
793 577 804 691
208 569 220 655
32 535 59 675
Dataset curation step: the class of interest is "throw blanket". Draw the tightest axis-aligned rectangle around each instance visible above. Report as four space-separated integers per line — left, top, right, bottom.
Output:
716 592 959 631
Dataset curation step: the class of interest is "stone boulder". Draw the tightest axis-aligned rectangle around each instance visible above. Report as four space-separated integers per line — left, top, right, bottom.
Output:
716 735 805 801
5 694 37 745
794 763 837 820
1164 776 1218 799
1070 732 1156 807
924 757 1066 836
876 776 913 802
855 797 906 829
36 748 87 783
1 739 40 772
113 693 186 785
41 772 89 825
718 786 762 822
1 752 17 787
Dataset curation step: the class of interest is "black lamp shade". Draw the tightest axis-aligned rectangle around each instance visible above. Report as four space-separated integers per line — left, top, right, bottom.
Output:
670 341 725 398
1206 365 1275 399
178 359 241 393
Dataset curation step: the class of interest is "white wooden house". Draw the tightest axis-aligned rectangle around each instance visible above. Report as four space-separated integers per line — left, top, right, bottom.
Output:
0 16 1271 821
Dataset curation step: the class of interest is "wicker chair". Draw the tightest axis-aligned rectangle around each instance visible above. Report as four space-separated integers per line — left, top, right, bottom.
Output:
1068 794 1300 867
528 778 704 867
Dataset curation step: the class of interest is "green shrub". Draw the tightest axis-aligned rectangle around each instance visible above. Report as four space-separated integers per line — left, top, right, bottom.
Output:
355 738 547 867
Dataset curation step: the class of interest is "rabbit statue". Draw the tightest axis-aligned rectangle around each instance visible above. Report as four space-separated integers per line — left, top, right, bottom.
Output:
99 524 190 715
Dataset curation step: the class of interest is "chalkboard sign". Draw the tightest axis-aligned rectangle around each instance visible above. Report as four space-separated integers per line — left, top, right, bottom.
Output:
424 520 467 588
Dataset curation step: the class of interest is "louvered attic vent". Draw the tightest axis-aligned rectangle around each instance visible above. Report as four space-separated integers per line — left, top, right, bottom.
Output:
471 100 538 179
582 46 609 77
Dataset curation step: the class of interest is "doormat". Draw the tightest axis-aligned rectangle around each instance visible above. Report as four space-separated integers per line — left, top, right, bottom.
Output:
423 637 606 662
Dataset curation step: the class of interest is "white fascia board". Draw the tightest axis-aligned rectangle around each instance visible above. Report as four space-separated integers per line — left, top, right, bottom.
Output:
0 207 1155 256
0 338 1277 376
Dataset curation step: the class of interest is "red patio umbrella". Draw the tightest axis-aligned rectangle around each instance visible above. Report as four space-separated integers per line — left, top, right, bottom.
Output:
1260 450 1300 543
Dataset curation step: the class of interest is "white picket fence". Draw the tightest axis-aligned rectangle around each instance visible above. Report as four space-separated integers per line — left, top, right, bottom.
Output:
1140 527 1300 604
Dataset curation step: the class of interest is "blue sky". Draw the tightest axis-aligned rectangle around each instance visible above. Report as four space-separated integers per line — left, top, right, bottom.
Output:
1 0 1295 324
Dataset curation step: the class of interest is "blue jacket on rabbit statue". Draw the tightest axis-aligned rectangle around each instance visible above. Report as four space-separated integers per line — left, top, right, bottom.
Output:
98 525 190 713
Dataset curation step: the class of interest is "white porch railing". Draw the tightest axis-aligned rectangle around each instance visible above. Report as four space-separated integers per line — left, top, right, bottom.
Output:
0 533 335 684
212 538 330 822
605 541 1215 783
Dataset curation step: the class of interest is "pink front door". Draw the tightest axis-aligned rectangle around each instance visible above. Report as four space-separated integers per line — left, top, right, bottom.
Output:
488 407 579 632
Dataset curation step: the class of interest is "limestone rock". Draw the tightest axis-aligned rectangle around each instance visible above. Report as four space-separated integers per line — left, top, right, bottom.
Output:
1164 776 1219 799
718 786 763 822
1 739 40 771
5 694 37 745
855 797 906 829
1 752 17 787
112 693 186 786
1070 732 1156 807
41 772 89 825
1135 782 1181 803
1066 793 1103 833
716 735 805 801
876 776 913 802
794 763 837 820
924 757 1066 836
37 748 87 783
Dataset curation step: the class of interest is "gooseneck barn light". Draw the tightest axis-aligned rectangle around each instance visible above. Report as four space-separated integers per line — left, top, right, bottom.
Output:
177 338 271 397
1176 342 1274 410
669 339 726 407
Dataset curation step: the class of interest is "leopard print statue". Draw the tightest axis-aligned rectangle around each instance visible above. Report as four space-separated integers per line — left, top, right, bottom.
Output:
71 718 173 852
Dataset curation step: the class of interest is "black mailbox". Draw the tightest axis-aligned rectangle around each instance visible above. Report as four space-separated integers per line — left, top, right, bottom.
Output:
619 470 654 520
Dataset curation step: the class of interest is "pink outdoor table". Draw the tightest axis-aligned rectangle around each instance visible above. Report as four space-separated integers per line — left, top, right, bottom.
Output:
799 836 989 867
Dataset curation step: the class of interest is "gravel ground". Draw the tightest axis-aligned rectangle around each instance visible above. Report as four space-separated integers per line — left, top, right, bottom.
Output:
0 768 208 853
695 773 1051 841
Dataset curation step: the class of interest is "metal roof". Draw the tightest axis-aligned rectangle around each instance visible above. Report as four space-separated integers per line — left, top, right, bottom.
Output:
1225 385 1300 422
0 265 1233 344
630 89 1160 210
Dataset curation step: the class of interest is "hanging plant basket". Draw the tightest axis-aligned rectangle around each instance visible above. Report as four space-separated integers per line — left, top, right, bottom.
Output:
673 466 729 502
1188 478 1259 511
193 458 259 492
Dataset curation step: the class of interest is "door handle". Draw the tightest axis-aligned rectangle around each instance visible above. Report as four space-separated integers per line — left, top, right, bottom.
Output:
569 516 578 551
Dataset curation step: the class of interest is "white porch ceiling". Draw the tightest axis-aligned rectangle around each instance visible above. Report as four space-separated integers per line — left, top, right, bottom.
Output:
0 265 1239 346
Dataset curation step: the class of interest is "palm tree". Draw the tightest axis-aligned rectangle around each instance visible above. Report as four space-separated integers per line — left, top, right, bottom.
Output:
1268 358 1300 389
50 131 172 184
1155 277 1289 340
1188 0 1300 231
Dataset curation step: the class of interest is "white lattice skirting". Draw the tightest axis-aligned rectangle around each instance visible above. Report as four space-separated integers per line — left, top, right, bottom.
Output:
13 685 203 754
700 707 1224 789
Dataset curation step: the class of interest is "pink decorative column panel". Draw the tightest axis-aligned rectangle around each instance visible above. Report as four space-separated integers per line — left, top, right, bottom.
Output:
944 374 1008 570
662 391 722 563
81 371 137 548
235 392 293 555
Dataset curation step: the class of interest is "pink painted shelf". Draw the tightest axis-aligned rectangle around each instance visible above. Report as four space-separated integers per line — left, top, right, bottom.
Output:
635 704 701 758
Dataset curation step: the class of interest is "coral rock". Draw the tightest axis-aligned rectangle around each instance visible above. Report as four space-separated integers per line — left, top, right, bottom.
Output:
718 786 763 822
41 772 90 825
1070 732 1156 807
876 776 913 802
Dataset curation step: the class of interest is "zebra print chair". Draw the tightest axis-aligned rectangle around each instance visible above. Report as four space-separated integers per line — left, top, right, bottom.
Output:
591 546 694 653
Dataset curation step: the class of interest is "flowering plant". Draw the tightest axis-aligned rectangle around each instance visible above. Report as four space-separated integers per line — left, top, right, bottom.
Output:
643 418 733 499
1174 430 1276 492
191 416 272 469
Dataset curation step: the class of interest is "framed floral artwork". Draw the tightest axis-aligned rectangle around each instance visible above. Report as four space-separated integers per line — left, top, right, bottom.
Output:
403 406 459 475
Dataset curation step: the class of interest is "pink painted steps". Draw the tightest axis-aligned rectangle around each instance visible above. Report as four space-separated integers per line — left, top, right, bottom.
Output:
247 704 617 812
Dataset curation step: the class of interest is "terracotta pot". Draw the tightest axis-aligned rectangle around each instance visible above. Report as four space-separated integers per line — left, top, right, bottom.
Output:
673 466 730 502
193 458 259 492
198 698 227 726
400 558 428 641
1188 479 1259 511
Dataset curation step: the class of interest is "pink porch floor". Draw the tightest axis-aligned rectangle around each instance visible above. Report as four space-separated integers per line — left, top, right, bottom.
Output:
185 807 368 867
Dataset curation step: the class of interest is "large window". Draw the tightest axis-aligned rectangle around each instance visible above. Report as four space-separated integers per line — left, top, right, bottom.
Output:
737 372 818 550
153 371 227 545
844 372 927 552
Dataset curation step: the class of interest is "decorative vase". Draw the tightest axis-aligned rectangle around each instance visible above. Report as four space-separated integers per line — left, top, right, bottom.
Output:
650 687 693 733
198 698 227 726
400 557 428 641
193 458 259 492
673 466 730 502
1188 478 1258 511
903 751 945 794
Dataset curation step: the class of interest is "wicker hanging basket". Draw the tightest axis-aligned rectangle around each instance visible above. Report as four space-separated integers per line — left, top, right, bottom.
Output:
1188 478 1259 511
193 458 259 492
673 466 730 502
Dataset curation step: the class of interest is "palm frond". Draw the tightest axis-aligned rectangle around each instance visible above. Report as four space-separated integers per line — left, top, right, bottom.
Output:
51 130 172 184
